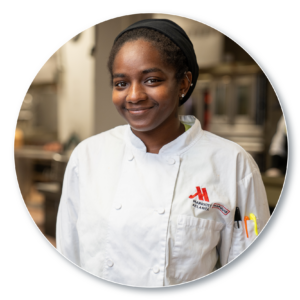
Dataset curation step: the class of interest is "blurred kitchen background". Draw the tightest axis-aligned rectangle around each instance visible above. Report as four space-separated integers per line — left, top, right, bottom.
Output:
14 14 287 247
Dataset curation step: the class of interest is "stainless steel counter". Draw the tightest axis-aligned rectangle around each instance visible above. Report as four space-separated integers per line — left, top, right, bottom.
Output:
15 146 69 200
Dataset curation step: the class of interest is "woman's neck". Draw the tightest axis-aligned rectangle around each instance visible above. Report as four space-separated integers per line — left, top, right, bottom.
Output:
131 115 185 154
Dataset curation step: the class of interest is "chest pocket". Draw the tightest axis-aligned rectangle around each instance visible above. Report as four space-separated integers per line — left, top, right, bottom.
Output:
228 219 257 262
168 215 225 283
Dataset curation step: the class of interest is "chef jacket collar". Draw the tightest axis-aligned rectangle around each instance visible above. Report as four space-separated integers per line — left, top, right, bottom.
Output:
125 115 203 156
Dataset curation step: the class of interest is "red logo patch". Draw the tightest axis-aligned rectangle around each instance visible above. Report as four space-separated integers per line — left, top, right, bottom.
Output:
189 186 231 215
189 186 210 202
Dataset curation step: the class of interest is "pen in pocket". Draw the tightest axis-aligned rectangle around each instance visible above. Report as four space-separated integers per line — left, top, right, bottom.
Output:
234 207 241 228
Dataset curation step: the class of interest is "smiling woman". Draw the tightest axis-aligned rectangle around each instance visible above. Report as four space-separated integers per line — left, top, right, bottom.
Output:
112 39 190 153
56 19 270 287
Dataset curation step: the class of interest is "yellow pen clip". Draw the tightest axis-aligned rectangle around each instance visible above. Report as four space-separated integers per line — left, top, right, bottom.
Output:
249 213 258 236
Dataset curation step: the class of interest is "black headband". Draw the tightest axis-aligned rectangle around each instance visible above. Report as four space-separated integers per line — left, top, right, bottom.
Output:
114 19 199 106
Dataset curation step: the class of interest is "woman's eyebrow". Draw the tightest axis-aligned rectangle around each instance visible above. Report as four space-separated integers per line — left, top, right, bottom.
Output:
142 68 163 74
112 68 163 79
112 73 126 79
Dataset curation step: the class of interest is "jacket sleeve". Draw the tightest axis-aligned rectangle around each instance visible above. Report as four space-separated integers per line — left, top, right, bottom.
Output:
227 166 270 263
56 148 81 266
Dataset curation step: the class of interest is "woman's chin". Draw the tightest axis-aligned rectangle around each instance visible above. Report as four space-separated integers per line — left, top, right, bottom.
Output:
129 121 159 133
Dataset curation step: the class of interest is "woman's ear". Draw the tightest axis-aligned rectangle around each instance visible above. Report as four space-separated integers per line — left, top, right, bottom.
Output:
179 71 192 98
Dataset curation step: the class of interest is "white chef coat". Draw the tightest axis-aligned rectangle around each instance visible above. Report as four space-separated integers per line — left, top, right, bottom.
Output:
56 115 270 287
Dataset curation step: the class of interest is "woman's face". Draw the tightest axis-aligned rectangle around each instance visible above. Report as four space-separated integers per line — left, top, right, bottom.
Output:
112 39 182 132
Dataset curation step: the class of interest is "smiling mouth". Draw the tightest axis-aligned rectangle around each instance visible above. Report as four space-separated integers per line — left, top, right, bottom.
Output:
126 107 154 115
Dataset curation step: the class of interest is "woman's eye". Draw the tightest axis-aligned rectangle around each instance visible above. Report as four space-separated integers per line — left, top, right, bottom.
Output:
145 79 161 84
114 82 127 87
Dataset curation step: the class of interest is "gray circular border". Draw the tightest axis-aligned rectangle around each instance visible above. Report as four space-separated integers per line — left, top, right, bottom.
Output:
9 9 300 299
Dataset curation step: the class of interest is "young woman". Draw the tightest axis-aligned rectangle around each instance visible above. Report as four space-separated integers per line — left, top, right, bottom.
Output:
56 19 270 287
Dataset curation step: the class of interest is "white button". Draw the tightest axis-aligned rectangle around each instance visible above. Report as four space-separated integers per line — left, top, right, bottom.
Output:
107 259 114 267
115 203 122 210
167 157 175 165
153 267 160 274
157 208 165 214
128 154 134 161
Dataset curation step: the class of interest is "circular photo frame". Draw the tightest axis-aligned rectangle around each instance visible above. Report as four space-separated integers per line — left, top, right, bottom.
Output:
9 9 300 299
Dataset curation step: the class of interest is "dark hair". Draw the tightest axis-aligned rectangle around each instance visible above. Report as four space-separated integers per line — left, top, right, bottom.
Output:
107 28 189 84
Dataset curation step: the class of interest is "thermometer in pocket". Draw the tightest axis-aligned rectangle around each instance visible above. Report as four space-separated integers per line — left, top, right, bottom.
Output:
244 214 258 238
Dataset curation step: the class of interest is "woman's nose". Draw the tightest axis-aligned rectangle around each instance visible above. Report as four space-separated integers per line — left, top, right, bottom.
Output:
126 82 147 103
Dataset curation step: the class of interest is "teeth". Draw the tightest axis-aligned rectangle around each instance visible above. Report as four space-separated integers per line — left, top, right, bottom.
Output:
130 109 148 111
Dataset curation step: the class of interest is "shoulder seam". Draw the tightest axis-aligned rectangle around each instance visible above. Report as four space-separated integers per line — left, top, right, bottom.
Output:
237 168 260 184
